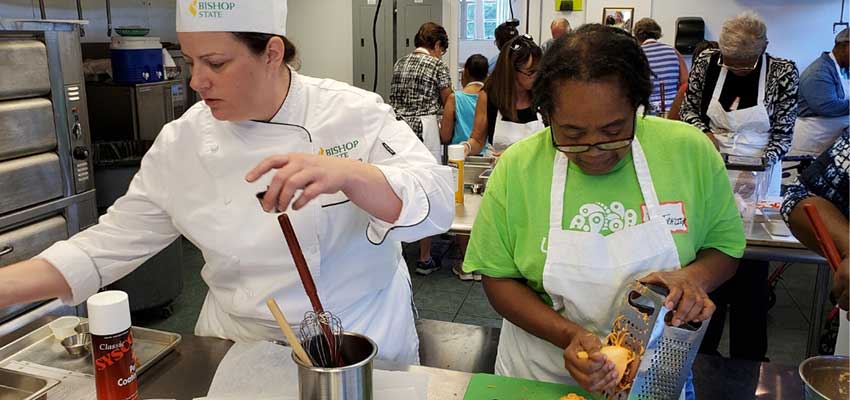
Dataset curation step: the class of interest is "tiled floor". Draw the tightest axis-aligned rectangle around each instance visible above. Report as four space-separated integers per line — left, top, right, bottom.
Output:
135 237 823 367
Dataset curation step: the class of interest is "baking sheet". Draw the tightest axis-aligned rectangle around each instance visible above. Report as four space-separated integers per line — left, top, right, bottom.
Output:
0 316 181 377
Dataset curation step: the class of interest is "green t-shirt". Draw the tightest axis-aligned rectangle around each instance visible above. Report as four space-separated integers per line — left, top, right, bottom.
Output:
463 116 746 303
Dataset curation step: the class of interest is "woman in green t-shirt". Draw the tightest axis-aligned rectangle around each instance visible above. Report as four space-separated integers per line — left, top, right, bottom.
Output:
462 25 745 397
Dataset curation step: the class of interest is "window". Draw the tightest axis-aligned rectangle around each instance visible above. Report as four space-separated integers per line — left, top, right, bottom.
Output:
461 0 512 40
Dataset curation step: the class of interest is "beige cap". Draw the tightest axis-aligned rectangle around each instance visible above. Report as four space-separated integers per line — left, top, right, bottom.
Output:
176 0 287 35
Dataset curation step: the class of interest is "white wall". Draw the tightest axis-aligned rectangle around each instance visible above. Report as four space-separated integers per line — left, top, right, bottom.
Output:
286 0 353 84
530 0 845 71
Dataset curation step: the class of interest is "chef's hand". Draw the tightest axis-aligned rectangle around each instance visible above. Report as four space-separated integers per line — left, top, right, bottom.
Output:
639 269 716 326
246 153 354 212
563 329 619 392
832 256 849 315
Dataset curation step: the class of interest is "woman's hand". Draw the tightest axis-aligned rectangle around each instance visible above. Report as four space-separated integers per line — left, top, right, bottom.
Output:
563 329 619 392
246 153 356 212
639 269 716 326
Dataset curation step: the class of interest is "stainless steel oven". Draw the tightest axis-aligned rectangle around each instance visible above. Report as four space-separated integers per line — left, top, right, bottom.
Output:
0 19 98 332
86 79 187 142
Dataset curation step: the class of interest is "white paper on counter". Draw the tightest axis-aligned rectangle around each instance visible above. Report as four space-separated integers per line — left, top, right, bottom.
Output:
198 341 428 400
3 360 97 400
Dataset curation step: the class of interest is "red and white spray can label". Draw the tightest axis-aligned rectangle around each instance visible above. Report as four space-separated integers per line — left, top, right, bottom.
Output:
92 328 139 400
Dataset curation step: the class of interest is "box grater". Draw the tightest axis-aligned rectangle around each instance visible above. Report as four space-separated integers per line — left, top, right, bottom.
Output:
603 281 710 400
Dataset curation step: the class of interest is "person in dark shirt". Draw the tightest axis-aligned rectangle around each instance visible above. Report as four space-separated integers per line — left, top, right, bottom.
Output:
783 131 849 313
465 34 544 156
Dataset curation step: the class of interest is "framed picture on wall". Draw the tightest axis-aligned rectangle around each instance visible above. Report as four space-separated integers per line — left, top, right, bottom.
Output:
602 7 634 33
556 0 583 11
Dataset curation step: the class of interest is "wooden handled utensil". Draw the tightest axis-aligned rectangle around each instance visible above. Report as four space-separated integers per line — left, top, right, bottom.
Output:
266 298 312 367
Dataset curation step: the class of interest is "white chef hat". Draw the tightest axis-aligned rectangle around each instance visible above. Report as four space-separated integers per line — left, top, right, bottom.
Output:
176 0 287 35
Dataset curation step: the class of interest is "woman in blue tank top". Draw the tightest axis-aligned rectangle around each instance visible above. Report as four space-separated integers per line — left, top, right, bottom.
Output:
440 54 489 154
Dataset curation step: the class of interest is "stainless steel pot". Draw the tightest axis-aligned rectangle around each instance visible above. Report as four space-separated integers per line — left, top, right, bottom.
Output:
292 332 376 400
799 355 850 400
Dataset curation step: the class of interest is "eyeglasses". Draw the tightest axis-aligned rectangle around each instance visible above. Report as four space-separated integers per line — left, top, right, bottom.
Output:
550 119 636 153
718 54 760 72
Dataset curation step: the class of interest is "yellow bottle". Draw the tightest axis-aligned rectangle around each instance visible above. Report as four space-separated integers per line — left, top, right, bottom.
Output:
448 144 465 205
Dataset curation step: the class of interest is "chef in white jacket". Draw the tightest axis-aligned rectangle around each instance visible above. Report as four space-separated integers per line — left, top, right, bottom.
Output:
0 0 454 365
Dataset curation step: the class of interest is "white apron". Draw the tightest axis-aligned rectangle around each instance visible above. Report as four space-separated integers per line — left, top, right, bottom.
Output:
494 137 682 391
491 111 545 152
189 120 420 364
707 55 782 197
411 47 444 162
420 114 443 162
790 54 850 157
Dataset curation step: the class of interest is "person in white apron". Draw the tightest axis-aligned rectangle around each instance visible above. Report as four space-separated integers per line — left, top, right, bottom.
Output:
463 34 544 156
462 25 744 398
707 54 784 197
789 29 850 157
0 0 455 365
387 23 454 275
679 14 800 362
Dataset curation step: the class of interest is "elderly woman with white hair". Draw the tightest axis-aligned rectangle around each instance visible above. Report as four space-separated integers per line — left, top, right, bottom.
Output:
680 11 799 362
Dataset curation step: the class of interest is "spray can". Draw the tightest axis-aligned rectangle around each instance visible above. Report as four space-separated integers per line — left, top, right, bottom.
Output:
448 144 465 205
88 291 139 400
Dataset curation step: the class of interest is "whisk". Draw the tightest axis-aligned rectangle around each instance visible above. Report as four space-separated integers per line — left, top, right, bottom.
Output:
299 311 344 368
275 211 344 367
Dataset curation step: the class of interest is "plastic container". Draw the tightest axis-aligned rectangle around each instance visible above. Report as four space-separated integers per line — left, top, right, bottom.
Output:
110 36 163 84
88 290 139 400
48 316 80 341
448 144 465 205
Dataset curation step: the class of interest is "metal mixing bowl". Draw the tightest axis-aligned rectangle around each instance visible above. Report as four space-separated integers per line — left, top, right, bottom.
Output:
799 355 850 400
60 333 92 357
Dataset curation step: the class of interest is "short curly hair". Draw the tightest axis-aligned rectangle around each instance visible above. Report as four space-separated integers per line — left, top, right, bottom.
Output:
719 11 767 60
633 18 662 42
532 24 652 117
414 22 449 50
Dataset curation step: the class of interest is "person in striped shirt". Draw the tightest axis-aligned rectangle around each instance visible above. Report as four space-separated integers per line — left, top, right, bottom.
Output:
634 18 688 116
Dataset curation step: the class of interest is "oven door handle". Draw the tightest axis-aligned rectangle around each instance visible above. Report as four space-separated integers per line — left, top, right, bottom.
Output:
0 245 13 258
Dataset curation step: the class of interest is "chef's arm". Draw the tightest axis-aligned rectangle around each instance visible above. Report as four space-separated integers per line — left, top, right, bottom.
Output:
0 259 70 308
342 160 402 223
483 276 582 349
364 96 455 245
787 196 849 260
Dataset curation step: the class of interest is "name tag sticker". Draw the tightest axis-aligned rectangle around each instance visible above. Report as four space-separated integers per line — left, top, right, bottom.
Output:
641 202 688 233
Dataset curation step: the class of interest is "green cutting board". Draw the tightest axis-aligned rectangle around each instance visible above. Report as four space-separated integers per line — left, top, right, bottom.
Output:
462 373 601 400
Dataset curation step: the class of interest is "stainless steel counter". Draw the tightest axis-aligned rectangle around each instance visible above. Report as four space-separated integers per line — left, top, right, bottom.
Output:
0 317 806 399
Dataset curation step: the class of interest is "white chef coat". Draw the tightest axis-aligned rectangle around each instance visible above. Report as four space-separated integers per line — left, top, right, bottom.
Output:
38 71 455 364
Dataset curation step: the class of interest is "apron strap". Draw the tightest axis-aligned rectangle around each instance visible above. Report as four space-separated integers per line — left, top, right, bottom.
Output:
711 66 727 101
630 136 664 220
549 151 568 229
756 54 767 105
